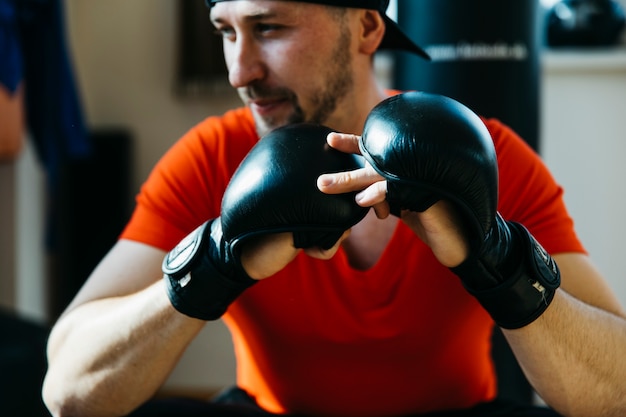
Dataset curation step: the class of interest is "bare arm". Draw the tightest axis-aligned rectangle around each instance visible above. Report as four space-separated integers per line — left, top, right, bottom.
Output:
504 253 626 417
42 240 206 417
42 230 345 417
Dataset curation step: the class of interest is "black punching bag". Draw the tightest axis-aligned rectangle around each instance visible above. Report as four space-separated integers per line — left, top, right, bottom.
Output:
393 0 541 152
393 0 541 404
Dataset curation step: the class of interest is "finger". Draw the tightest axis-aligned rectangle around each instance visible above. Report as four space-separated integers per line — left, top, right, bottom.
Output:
317 165 384 194
372 202 391 219
326 132 362 155
356 182 391 218
354 180 387 206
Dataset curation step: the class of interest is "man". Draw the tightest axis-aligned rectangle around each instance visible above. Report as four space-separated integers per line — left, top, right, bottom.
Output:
42 1 626 417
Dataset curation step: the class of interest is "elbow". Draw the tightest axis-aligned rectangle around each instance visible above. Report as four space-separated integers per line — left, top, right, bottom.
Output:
42 372 79 417
542 385 626 417
42 387 69 417
42 370 143 417
41 373 111 417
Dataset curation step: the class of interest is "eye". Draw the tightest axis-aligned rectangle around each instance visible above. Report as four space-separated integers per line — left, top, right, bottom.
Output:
255 23 282 36
214 26 236 42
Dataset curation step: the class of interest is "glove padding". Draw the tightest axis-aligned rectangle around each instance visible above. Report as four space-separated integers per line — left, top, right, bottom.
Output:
222 123 369 253
359 92 560 329
163 123 369 320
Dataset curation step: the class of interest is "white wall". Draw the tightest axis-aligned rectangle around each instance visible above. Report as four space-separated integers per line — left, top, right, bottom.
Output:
541 50 626 307
3 0 626 394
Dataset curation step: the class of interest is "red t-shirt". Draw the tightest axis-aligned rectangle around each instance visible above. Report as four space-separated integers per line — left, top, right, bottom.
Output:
121 105 585 416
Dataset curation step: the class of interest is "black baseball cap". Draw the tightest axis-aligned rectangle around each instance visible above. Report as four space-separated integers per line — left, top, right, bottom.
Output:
206 0 430 60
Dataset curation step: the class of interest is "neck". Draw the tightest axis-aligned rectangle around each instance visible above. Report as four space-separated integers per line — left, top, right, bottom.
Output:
326 76 390 136
343 210 399 270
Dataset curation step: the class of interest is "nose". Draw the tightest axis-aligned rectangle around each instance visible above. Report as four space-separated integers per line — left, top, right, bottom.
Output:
224 35 266 89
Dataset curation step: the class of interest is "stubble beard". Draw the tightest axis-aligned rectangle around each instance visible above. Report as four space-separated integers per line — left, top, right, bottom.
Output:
247 27 354 138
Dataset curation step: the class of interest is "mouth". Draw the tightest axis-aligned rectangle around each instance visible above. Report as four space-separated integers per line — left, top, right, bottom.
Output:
248 97 290 117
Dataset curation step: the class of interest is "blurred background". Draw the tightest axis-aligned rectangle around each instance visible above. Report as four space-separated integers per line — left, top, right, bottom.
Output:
1 0 626 415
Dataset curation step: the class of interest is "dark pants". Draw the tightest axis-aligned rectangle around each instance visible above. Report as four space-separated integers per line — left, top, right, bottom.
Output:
128 387 562 417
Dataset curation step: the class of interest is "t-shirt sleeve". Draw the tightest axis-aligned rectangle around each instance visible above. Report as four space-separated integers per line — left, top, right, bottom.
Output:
119 108 257 251
486 118 586 255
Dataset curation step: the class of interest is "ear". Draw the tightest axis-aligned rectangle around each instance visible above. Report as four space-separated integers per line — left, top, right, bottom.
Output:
357 9 385 55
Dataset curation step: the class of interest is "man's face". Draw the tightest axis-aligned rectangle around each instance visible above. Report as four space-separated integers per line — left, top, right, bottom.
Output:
211 1 354 137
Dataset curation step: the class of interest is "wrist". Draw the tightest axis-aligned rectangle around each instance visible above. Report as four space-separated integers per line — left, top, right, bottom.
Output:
162 220 257 320
451 221 561 329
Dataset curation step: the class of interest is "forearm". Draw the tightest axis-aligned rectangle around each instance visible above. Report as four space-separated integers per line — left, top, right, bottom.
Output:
504 290 626 417
43 280 205 417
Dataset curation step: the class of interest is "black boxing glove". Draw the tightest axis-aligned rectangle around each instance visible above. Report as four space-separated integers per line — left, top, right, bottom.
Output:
220 123 369 251
163 123 369 320
163 218 254 320
359 92 560 329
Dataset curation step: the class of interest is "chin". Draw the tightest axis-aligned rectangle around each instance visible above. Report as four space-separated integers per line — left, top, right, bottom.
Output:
254 116 295 138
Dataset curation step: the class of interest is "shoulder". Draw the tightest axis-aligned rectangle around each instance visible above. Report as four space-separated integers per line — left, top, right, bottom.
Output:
482 117 585 254
188 106 257 151
157 107 257 177
195 106 256 138
121 107 259 249
482 117 533 155
482 117 550 208
481 116 545 184
154 105 258 199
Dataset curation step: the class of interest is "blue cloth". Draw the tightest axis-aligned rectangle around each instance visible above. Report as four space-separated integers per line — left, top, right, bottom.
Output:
0 0 91 186
1 0 92 250
0 0 22 93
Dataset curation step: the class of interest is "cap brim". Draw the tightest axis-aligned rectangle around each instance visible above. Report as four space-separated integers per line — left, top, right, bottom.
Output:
380 15 431 61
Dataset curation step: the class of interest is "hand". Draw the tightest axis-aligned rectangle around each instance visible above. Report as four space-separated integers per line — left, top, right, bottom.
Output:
240 229 351 279
163 124 367 321
400 202 469 268
318 132 391 218
356 91 561 329
318 132 469 267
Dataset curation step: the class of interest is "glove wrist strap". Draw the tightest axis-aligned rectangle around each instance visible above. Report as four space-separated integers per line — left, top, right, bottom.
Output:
162 220 257 320
451 221 561 329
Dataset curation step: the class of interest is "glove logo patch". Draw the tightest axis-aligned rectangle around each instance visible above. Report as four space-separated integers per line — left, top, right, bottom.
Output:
162 223 206 276
529 279 548 305
178 273 192 288
166 238 196 270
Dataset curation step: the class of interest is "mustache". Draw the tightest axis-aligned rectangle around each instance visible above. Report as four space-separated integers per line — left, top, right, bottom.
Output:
240 84 297 103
